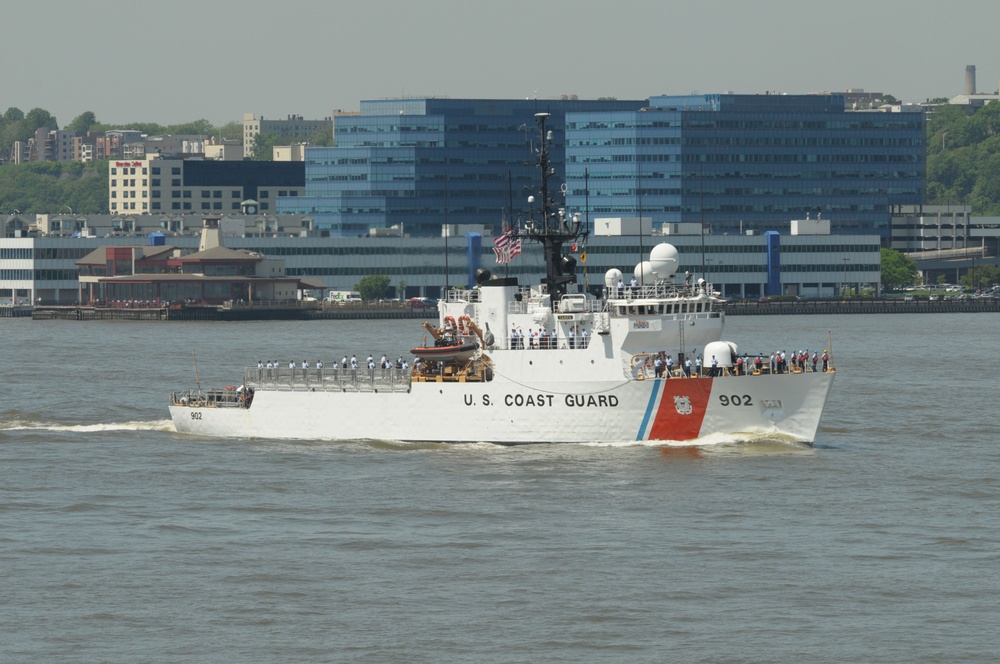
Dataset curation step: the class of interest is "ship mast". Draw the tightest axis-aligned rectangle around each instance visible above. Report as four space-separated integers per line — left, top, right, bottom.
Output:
523 112 587 303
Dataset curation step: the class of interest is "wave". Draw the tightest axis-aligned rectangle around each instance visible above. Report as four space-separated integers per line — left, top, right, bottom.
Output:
0 418 175 433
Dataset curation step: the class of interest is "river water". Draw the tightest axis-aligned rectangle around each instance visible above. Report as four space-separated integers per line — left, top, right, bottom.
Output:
2 314 998 663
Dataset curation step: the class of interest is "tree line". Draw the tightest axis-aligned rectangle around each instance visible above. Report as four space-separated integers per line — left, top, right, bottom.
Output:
0 107 335 214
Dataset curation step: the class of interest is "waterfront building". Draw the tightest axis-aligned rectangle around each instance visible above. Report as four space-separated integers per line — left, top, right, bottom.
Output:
563 93 925 243
3 214 881 304
276 97 648 237
75 218 321 306
242 113 339 157
108 157 305 214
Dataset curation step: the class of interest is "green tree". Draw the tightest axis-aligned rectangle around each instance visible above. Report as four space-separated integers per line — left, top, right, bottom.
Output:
65 111 98 133
355 275 391 302
880 248 918 291
250 132 282 160
25 107 57 130
307 125 333 147
0 160 108 214
165 119 214 135
216 121 243 141
960 264 1000 290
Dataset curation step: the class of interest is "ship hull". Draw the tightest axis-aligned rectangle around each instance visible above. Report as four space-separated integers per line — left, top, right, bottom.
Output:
170 371 834 445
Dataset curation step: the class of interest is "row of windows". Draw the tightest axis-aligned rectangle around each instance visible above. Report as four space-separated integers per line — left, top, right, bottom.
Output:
566 118 921 131
109 167 148 175
1 248 33 260
145 202 260 211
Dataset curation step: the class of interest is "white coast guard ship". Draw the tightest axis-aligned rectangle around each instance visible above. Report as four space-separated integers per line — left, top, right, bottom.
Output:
169 114 835 445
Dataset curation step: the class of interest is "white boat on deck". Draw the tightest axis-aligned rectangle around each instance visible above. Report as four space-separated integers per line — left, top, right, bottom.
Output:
169 114 835 445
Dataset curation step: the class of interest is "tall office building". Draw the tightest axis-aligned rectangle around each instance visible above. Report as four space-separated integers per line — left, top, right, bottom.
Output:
563 94 925 240
277 98 647 236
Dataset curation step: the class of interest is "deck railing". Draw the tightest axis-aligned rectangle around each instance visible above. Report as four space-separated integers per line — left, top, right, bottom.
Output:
242 366 413 392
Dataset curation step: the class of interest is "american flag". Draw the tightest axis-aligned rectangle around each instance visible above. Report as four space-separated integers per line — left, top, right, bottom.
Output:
493 228 521 264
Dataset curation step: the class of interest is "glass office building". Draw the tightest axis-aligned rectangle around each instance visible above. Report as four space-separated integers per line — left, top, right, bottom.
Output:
278 98 646 237
563 94 925 241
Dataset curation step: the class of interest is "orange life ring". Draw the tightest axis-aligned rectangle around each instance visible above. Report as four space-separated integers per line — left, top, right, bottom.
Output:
457 315 472 335
443 315 457 332
225 385 237 391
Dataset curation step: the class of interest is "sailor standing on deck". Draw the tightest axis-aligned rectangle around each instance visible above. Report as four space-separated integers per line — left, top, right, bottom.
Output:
257 360 263 379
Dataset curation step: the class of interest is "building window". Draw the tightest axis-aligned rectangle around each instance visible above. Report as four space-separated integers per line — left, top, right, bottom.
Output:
231 190 240 198
111 167 117 175
201 190 210 197
259 191 269 198
213 190 222 198
111 179 117 186
183 202 192 210
213 202 222 210
261 203 269 210
152 202 161 210
231 202 240 210
152 178 160 186
172 202 181 210
152 191 160 198
171 167 180 175
142 168 147 175
202 202 211 210
172 191 180 198
152 167 160 175
278 190 287 196
172 179 181 186
183 191 192 198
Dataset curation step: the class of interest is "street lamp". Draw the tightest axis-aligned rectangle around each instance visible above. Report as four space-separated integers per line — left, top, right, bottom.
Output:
842 258 850 296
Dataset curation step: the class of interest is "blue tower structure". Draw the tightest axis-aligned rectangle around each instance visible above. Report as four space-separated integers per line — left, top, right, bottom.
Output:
278 98 646 237
563 94 925 241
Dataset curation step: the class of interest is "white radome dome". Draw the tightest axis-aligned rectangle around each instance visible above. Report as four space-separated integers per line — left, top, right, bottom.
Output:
648 243 679 278
605 268 623 288
634 261 655 283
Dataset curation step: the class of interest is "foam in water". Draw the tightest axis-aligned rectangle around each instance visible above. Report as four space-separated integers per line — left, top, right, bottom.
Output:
1 418 175 433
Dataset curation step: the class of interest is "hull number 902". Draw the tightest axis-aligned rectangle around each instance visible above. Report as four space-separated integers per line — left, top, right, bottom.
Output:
718 394 753 407
190 411 203 420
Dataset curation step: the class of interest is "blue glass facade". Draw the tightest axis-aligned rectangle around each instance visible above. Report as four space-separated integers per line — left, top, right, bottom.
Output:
278 98 646 236
563 94 925 240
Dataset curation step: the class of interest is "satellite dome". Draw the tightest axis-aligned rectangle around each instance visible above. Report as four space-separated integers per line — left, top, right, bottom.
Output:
648 243 679 278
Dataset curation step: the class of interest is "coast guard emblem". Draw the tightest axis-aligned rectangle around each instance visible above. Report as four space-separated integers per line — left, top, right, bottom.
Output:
673 395 693 415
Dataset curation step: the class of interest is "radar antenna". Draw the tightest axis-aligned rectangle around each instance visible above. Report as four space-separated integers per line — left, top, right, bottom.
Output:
522 112 588 302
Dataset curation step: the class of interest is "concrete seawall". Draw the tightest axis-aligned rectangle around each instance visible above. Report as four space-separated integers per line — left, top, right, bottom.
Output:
722 299 1000 315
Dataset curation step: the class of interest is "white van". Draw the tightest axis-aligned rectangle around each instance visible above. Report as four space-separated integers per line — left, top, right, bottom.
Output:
326 291 363 304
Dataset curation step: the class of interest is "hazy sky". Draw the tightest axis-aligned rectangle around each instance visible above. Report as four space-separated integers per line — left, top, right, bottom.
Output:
5 0 999 128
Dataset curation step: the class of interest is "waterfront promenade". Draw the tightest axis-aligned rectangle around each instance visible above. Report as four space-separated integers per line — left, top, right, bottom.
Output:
14 297 1000 321
722 297 1000 315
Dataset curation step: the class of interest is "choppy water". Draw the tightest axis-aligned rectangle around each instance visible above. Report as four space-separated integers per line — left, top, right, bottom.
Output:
2 315 999 663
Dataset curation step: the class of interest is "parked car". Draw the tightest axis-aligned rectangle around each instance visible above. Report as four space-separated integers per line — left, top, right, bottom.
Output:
406 297 438 309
